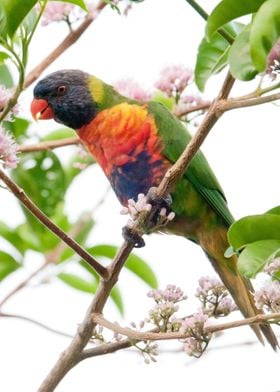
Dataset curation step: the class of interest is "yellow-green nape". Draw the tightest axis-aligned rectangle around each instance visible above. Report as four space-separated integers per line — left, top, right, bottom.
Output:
88 76 104 103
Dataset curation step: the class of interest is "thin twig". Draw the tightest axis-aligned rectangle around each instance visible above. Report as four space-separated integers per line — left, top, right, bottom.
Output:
218 92 280 113
92 312 280 342
0 168 108 279
24 1 106 88
0 312 73 339
17 136 80 153
0 261 48 308
174 102 211 118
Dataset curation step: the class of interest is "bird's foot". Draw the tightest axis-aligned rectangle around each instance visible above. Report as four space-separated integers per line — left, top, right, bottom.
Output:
146 187 175 229
120 190 175 245
122 225 145 248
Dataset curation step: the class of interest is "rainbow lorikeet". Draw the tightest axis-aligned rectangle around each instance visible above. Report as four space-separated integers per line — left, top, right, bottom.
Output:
31 69 277 349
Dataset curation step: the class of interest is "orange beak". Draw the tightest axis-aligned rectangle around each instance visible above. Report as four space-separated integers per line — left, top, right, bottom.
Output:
30 98 54 121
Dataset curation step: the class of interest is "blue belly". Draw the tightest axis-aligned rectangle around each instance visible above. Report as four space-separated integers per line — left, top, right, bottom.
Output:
109 150 166 205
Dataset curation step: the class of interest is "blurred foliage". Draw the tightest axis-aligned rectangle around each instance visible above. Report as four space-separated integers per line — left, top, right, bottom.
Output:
1 0 280 314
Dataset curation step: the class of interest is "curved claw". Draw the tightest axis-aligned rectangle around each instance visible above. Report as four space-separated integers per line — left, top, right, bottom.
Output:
122 226 145 248
147 187 172 209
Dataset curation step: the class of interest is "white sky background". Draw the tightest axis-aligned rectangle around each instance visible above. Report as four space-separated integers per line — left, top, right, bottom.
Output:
1 0 280 391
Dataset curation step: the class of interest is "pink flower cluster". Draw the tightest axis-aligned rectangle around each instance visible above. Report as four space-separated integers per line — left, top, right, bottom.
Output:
113 79 151 101
267 39 280 77
154 65 193 97
40 2 75 25
179 312 211 357
196 276 237 317
264 258 280 276
254 281 280 312
0 126 18 168
148 284 187 303
147 285 187 331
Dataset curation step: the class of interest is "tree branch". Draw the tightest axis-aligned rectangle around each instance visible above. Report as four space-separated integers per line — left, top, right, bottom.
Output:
92 312 280 342
24 1 106 88
38 241 134 392
79 310 280 362
174 102 211 118
218 91 280 113
17 136 80 153
0 168 108 279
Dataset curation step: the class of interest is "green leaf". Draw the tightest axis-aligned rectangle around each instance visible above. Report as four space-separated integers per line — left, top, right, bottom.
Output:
4 117 31 140
228 214 280 250
0 0 37 37
42 128 76 141
0 221 40 253
0 251 21 280
58 270 124 314
12 151 66 220
0 64 14 87
206 0 265 38
195 22 243 91
0 222 24 254
52 0 88 11
22 7 38 35
125 253 158 288
250 0 280 71
266 206 280 215
0 51 9 64
238 239 280 278
40 203 71 252
11 152 66 243
58 272 98 293
89 244 158 288
228 24 258 81
60 215 95 262
16 223 42 251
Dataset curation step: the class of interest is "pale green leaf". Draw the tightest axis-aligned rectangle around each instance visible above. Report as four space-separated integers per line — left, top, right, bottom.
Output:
250 0 280 71
238 239 280 278
228 24 258 80
206 0 265 38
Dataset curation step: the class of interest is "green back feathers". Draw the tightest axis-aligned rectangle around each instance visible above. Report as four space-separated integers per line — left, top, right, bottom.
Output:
148 101 234 227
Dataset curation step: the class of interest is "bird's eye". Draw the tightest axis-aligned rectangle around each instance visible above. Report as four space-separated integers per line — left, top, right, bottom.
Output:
57 85 67 96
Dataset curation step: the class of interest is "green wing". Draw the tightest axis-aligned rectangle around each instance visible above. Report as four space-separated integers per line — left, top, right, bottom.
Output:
148 101 234 227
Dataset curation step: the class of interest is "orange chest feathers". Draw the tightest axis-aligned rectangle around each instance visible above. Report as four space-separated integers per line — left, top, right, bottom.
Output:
77 102 170 204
